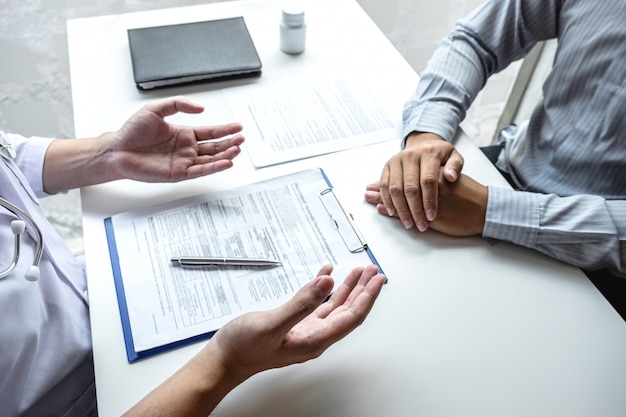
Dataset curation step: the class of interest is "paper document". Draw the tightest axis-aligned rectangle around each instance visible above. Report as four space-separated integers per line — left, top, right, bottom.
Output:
223 75 403 167
105 169 381 361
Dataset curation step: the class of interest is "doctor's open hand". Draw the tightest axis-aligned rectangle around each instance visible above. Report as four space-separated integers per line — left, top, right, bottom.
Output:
123 264 386 417
367 132 464 232
110 96 245 183
42 96 245 194
211 264 386 377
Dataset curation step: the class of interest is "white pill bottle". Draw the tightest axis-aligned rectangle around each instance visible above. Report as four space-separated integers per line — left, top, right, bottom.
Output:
279 2 307 54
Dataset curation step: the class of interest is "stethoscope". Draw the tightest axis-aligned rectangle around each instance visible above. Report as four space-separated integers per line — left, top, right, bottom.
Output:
1 133 43 282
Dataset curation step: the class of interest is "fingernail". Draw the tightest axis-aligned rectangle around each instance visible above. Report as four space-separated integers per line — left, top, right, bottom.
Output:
426 210 435 221
387 207 395 216
403 219 413 229
448 168 458 181
417 221 428 232
315 276 334 295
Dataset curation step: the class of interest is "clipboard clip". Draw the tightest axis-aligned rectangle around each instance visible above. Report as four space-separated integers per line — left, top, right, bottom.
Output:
319 188 367 253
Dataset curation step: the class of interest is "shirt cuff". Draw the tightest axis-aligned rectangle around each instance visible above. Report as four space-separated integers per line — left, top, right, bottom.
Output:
402 102 461 147
12 134 56 198
483 186 540 249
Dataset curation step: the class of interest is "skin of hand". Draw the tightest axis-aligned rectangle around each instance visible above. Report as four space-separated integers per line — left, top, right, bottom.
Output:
123 264 386 417
365 172 487 237
43 96 245 193
370 132 464 232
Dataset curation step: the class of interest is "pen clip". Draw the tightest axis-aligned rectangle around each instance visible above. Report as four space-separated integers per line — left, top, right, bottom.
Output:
319 188 367 253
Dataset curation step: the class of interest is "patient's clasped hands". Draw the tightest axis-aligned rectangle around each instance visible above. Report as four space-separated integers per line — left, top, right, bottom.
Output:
364 132 488 236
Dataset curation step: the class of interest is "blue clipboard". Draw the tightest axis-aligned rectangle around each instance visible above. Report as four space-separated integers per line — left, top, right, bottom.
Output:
105 218 223 362
104 168 383 362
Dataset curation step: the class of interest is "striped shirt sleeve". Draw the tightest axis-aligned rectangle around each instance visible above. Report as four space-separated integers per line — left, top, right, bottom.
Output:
484 186 626 275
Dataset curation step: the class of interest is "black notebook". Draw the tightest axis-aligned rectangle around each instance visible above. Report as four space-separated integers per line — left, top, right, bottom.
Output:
127 17 262 90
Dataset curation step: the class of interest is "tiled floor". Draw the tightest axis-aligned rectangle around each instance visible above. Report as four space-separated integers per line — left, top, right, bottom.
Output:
0 0 535 256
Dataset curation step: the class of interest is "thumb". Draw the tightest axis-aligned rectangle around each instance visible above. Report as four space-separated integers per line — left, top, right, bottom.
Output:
444 150 464 182
148 96 204 118
269 276 334 334
173 96 204 114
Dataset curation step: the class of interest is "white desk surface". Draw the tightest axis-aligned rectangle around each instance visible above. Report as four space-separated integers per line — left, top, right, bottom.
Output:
68 1 626 416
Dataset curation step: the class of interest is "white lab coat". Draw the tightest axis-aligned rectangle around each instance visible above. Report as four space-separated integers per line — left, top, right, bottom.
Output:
0 132 96 417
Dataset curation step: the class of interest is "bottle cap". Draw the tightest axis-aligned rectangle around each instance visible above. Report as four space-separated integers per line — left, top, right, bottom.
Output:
282 3 305 25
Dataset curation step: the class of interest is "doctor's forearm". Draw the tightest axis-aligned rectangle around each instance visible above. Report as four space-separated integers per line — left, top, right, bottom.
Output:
42 133 120 193
122 343 244 417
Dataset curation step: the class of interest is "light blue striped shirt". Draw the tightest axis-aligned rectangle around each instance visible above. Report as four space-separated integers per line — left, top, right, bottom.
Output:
403 0 626 275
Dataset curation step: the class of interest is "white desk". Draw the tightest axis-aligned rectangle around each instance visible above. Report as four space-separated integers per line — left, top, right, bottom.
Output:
68 1 626 416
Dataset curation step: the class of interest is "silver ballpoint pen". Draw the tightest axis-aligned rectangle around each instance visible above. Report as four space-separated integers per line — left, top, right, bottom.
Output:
171 256 282 267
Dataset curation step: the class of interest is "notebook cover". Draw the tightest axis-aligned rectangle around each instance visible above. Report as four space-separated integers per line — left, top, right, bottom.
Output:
127 17 262 90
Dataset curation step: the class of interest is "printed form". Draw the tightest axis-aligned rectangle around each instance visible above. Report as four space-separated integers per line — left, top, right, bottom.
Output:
106 169 377 354
223 75 405 167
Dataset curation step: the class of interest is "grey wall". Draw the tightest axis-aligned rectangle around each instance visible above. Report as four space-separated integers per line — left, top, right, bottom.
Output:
358 0 487 72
